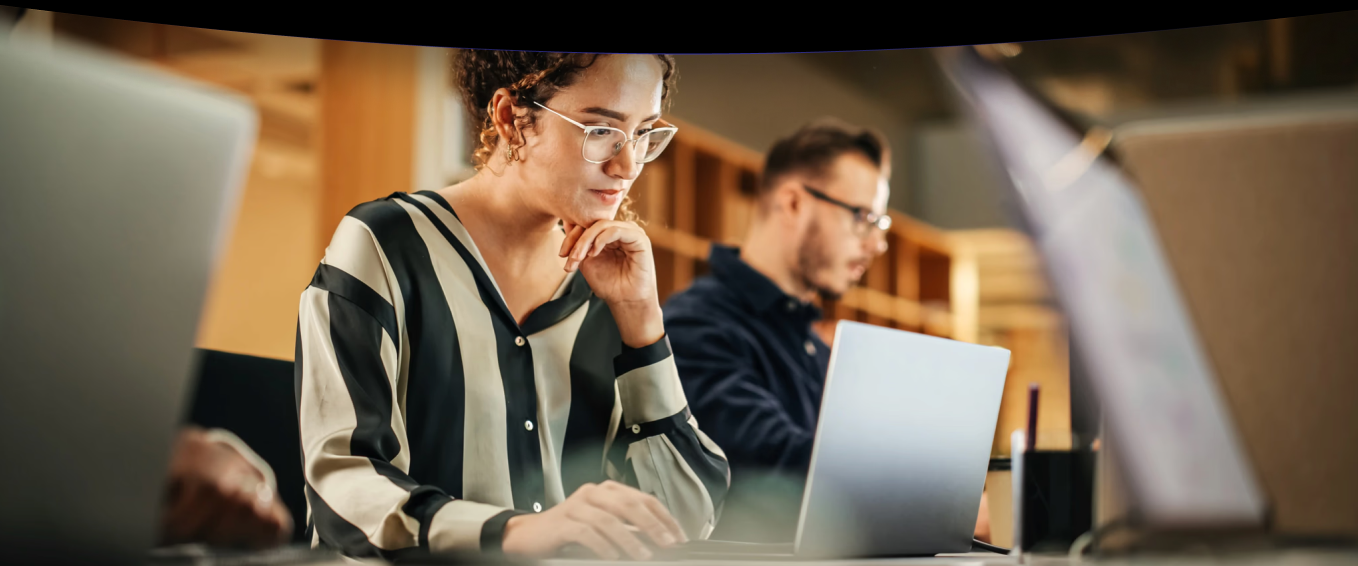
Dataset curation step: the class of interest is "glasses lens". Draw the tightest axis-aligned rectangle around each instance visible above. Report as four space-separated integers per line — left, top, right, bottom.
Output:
583 127 626 163
638 129 676 163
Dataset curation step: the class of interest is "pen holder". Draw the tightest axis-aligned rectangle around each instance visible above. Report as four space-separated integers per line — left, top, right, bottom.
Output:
1011 432 1096 555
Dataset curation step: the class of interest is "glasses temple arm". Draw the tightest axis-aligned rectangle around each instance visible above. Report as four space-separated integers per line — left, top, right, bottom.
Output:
533 101 591 130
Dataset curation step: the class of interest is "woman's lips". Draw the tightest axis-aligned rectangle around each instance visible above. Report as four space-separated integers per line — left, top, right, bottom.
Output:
590 189 624 205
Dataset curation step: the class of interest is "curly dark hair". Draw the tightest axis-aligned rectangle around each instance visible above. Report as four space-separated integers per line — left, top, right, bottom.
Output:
451 50 677 224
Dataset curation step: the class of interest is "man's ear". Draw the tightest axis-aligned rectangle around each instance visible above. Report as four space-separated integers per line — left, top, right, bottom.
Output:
770 179 805 218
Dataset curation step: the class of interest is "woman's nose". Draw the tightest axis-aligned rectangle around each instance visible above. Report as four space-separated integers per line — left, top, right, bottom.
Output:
608 142 643 180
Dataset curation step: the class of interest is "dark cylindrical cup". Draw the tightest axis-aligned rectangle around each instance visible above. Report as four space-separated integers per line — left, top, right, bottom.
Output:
1018 449 1096 553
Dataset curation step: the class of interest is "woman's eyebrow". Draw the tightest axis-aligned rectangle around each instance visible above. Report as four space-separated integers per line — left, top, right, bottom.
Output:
580 107 662 123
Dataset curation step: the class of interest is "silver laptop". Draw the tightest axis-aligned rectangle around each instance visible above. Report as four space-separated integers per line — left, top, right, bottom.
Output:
0 33 256 565
795 321 1010 558
655 320 1010 560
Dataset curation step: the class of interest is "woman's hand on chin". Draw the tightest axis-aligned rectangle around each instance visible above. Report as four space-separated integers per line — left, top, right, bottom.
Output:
560 219 665 348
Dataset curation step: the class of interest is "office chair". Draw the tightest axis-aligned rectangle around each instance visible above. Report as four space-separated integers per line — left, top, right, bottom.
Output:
184 349 307 543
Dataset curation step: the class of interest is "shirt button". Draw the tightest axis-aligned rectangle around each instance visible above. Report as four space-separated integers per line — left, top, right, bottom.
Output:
786 300 797 312
805 340 816 355
631 424 641 434
515 336 526 347
533 502 542 512
524 420 534 431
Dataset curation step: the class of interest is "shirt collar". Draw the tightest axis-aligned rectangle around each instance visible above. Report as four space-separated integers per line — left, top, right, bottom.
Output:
708 244 822 321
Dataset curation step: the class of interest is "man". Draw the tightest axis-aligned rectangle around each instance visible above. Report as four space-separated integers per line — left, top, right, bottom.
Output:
664 118 989 543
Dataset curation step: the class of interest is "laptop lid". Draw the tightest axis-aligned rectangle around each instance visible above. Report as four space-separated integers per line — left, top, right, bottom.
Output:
0 35 256 565
794 321 1010 558
934 46 1267 530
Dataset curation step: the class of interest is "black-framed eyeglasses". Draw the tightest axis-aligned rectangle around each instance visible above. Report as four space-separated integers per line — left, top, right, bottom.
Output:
802 185 892 234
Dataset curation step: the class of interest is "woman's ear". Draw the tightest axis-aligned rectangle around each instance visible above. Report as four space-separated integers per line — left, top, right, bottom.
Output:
488 88 523 150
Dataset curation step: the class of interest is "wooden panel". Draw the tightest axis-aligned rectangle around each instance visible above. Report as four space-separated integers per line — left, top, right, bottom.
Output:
654 248 676 303
726 169 760 243
196 138 321 361
52 13 162 59
664 116 765 171
693 151 724 241
317 40 419 258
989 327 1072 456
949 246 980 344
720 165 752 245
894 239 921 328
918 249 953 306
863 256 892 327
670 141 697 294
644 222 951 337
633 154 673 228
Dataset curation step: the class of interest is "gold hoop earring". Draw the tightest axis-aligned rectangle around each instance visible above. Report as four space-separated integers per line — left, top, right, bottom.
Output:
505 146 519 163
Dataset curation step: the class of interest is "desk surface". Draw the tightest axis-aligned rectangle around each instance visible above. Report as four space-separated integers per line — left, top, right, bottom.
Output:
541 550 1358 566
314 549 1358 566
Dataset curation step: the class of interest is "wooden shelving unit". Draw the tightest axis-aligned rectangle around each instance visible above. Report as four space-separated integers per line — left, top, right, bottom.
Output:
634 117 977 347
950 229 1071 456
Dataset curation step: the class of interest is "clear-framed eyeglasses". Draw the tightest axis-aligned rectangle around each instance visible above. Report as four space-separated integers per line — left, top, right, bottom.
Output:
532 100 678 164
802 184 892 235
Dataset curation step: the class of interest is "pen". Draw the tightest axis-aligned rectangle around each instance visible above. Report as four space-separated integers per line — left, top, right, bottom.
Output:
1025 383 1039 452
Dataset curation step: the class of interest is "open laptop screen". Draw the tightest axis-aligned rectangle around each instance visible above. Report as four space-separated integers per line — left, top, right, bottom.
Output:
935 47 1266 529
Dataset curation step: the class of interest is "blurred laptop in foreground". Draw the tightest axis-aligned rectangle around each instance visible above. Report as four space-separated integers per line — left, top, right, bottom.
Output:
935 45 1309 553
0 17 314 565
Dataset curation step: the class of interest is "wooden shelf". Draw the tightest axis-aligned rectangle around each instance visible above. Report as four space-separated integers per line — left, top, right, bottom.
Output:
636 116 973 345
646 225 955 334
951 229 1071 457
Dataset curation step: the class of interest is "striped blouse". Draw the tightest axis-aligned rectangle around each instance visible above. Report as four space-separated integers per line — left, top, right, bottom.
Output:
294 191 730 559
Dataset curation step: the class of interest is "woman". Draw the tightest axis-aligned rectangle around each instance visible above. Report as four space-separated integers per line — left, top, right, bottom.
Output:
295 51 729 561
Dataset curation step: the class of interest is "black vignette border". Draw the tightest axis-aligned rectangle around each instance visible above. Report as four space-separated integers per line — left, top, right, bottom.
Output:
14 3 1356 52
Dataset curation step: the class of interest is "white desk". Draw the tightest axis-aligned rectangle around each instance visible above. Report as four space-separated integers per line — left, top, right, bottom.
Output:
536 549 1358 566
267 548 1358 566
541 553 1015 566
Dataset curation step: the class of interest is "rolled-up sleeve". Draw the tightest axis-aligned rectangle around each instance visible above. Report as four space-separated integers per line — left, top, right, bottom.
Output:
605 335 731 540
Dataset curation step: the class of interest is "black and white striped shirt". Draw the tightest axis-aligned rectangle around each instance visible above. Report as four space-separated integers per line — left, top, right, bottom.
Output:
295 191 730 559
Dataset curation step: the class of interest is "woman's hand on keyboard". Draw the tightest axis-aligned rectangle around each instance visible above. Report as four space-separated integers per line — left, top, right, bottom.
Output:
501 480 686 560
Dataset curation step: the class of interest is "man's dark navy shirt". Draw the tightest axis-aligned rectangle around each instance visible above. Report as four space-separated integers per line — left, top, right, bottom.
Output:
663 244 831 541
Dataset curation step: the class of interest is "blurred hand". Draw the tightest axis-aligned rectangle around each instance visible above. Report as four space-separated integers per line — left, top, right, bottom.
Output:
501 480 687 560
159 427 292 549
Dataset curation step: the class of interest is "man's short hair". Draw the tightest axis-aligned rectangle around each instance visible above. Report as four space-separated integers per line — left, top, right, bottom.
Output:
759 118 889 195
